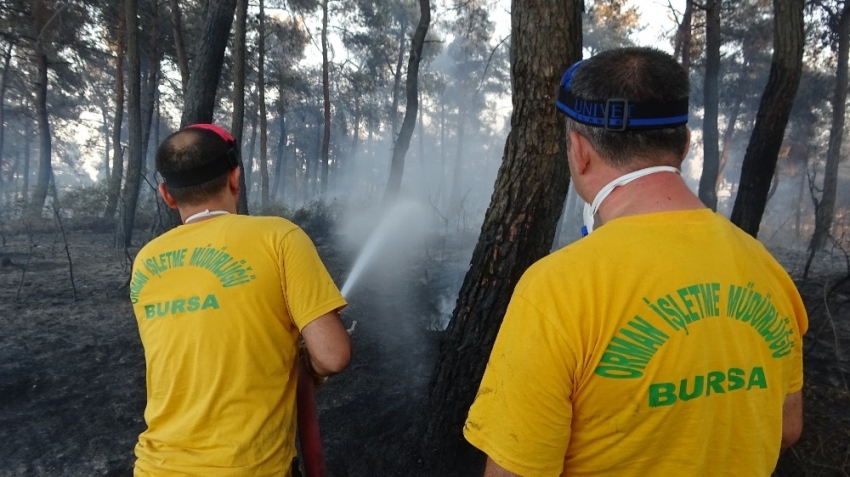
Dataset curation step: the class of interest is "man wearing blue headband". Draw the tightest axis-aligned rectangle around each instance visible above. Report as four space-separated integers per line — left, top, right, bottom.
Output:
464 47 807 476
130 124 351 476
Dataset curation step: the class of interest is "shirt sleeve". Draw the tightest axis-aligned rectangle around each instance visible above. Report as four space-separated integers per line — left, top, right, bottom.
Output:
280 227 348 331
464 293 578 477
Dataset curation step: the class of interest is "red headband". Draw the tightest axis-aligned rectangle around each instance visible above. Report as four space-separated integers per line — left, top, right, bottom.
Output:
186 123 236 144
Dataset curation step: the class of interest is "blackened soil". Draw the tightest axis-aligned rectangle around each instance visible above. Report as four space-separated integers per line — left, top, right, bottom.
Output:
0 230 848 476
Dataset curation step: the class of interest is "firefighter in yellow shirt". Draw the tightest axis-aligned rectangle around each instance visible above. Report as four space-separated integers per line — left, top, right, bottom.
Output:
130 124 351 476
464 47 807 477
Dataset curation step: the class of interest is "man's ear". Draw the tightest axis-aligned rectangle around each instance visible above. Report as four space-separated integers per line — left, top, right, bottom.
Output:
227 167 241 196
682 128 692 161
158 183 179 210
568 130 592 176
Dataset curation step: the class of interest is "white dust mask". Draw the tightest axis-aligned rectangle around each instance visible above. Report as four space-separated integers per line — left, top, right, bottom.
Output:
581 166 680 236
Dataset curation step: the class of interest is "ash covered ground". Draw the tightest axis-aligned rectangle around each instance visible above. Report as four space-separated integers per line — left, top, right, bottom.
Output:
0 226 848 476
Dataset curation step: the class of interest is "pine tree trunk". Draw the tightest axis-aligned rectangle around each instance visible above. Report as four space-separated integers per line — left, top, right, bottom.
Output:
170 0 190 95
105 6 126 221
273 98 286 202
809 5 850 253
101 103 111 182
698 0 721 210
122 0 144 247
231 0 249 214
390 20 407 139
179 0 238 127
730 0 804 237
383 0 430 203
258 0 269 209
675 1 694 72
420 0 581 469
26 51 52 219
320 0 331 196
0 44 12 202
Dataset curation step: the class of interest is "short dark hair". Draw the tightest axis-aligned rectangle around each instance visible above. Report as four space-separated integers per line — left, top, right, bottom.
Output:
567 47 690 168
156 128 232 205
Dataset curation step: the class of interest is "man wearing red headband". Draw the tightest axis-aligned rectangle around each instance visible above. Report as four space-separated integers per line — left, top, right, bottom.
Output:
464 47 807 476
129 124 350 476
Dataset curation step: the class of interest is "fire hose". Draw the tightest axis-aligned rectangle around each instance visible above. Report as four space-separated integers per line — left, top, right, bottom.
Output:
296 358 327 477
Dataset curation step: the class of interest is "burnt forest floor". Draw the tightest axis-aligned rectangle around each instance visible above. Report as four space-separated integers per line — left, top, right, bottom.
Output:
0 224 848 477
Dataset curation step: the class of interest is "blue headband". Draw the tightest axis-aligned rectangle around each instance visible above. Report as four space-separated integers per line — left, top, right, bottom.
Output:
556 60 689 131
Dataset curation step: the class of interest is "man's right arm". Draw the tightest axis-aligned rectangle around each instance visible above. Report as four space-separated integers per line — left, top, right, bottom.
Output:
781 390 803 450
301 310 351 375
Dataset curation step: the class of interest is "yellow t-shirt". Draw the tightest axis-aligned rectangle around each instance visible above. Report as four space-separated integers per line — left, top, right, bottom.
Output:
464 209 808 477
130 214 347 477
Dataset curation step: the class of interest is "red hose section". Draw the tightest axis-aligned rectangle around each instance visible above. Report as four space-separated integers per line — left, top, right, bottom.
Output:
296 359 327 477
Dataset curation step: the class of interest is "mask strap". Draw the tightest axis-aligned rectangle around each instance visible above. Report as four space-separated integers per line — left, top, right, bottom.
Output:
582 165 679 236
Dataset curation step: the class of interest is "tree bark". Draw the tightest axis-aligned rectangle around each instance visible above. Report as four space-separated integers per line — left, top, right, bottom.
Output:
179 0 238 127
809 4 850 253
0 43 13 202
258 0 269 209
730 0 804 237
698 0 721 210
105 5 126 221
139 0 161 169
273 93 286 201
122 0 144 247
169 0 190 95
100 102 111 182
244 91 258 198
320 0 331 196
390 18 407 139
420 0 581 469
382 0 430 203
26 50 52 219
675 0 693 72
231 0 249 214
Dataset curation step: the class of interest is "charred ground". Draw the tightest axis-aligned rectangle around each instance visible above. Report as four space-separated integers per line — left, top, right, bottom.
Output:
0 224 848 477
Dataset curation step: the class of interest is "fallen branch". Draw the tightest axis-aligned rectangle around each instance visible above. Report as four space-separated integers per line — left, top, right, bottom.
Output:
51 200 78 302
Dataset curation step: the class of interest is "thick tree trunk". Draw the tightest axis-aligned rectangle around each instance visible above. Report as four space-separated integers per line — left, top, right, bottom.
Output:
26 51 52 219
139 0 161 170
179 0 238 127
382 0 430 203
320 0 331 196
105 7 126 221
122 0 144 247
730 0 804 237
258 0 269 209
420 0 581 470
231 0 249 214
809 5 850 253
698 0 721 210
170 0 190 94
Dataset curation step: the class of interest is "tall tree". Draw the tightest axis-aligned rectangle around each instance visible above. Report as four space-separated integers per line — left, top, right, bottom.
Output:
104 3 126 221
674 1 694 72
231 0 249 214
698 0 721 210
808 1 850 260
259 0 270 209
730 0 804 236
0 42 13 201
320 0 331 195
25 2 54 218
169 0 190 95
121 0 144 247
179 0 238 127
420 0 581 470
382 0 430 202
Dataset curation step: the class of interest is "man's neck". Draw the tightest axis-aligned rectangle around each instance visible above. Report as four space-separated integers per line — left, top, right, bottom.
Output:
179 199 237 224
596 171 707 225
